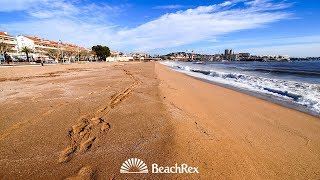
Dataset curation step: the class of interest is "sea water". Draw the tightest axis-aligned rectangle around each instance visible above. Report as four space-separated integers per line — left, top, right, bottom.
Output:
161 61 320 117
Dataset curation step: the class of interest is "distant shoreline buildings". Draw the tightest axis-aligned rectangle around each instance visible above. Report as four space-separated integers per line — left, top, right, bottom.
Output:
161 49 295 62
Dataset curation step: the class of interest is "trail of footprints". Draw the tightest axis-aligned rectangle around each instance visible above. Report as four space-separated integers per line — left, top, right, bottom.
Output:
107 70 140 109
59 69 140 163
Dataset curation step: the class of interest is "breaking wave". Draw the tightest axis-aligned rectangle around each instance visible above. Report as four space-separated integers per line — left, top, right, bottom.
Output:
162 61 320 116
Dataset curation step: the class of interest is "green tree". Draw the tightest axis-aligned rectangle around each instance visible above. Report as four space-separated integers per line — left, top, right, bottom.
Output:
21 46 33 62
91 45 110 61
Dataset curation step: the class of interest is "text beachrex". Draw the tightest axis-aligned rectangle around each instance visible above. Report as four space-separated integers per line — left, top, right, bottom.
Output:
120 158 199 174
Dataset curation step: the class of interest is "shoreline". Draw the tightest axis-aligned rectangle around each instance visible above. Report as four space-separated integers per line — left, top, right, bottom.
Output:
161 62 320 118
156 62 320 179
191 75 320 118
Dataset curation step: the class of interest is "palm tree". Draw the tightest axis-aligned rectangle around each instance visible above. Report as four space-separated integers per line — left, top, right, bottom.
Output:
21 47 33 62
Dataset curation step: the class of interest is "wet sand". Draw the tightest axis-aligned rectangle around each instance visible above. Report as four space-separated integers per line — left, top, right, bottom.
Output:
0 62 319 179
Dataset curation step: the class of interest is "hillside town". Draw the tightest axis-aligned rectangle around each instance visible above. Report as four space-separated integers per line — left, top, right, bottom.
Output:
161 49 292 62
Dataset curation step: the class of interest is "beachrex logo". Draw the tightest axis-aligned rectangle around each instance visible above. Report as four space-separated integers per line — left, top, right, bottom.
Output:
120 158 148 173
120 158 199 174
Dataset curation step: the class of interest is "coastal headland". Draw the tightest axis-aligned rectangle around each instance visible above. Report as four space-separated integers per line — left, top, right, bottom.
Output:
0 62 319 179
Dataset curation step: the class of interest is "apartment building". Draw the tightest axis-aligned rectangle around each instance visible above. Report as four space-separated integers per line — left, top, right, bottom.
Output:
0 32 18 53
16 35 85 52
15 35 89 62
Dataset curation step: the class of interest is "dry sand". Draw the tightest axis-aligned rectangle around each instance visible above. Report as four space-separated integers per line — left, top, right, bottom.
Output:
0 62 319 179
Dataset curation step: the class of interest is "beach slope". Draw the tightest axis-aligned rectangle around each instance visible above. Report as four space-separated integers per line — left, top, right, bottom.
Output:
156 62 320 179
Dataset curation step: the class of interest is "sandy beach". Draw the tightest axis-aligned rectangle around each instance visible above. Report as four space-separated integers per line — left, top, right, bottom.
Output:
0 62 319 179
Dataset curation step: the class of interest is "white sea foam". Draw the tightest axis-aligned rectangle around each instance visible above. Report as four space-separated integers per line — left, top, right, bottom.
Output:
161 61 320 115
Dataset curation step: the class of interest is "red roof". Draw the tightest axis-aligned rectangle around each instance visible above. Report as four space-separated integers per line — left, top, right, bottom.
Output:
50 41 59 45
25 36 41 42
0 32 13 37
22 35 86 49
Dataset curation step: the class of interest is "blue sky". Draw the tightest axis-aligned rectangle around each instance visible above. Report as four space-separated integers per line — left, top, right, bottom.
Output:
0 0 319 57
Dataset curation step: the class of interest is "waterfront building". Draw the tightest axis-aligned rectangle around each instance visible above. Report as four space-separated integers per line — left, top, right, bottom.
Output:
0 32 18 53
16 35 85 52
16 35 88 62
230 54 240 61
239 53 250 58
224 49 234 60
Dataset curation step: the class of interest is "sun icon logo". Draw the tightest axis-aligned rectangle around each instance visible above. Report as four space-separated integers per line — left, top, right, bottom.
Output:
120 158 148 174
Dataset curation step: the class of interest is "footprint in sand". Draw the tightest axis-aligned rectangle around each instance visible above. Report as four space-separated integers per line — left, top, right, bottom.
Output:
59 117 110 163
80 137 96 152
66 166 95 180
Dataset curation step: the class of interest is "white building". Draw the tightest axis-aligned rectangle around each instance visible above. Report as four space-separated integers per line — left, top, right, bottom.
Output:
16 35 36 51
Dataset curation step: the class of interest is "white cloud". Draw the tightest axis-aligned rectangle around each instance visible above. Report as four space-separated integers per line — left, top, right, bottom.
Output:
28 1 79 18
1 0 294 54
113 0 291 51
153 5 186 9
220 1 233 6
0 0 58 12
3 18 115 47
0 0 121 47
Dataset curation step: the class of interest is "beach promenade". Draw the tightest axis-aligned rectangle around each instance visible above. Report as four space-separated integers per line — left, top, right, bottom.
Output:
0 62 319 179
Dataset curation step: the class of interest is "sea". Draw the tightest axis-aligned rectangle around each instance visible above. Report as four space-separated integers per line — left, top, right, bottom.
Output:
161 60 320 117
